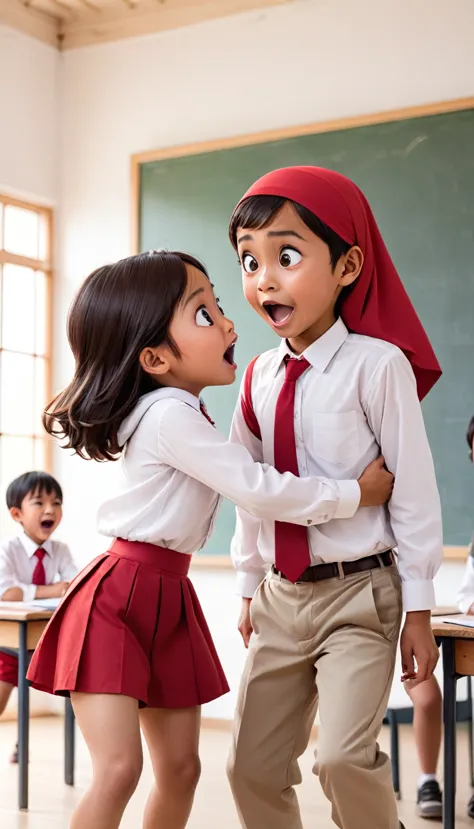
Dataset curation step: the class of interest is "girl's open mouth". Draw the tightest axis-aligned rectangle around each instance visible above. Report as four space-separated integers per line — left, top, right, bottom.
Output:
223 342 237 368
263 302 294 326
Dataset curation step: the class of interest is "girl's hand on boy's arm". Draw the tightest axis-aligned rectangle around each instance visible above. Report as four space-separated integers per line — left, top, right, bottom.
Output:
238 598 253 648
358 456 394 507
400 610 439 685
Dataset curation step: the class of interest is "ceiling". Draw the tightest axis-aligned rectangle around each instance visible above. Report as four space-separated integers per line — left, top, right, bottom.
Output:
0 0 292 49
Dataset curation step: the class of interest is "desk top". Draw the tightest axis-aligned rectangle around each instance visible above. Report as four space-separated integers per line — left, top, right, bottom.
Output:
432 618 474 639
0 602 53 622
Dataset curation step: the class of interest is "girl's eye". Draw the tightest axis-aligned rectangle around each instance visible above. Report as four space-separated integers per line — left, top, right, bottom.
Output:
242 253 258 274
279 247 302 268
216 298 225 316
195 307 214 327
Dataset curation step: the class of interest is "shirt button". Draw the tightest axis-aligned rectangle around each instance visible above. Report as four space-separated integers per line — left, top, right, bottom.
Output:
307 519 312 525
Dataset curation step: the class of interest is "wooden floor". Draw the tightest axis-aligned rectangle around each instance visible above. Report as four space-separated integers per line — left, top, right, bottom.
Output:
0 717 473 828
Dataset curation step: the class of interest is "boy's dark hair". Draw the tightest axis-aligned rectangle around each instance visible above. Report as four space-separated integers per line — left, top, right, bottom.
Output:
229 195 351 269
467 415 474 461
43 250 208 463
6 471 63 510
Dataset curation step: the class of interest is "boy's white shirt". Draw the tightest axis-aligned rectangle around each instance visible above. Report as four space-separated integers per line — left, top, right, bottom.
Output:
0 532 77 603
230 318 443 612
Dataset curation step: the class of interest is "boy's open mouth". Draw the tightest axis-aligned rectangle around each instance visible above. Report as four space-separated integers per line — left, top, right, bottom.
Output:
223 341 237 368
263 301 294 326
41 520 54 530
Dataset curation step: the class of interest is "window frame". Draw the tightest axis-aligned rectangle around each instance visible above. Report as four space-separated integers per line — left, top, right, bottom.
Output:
0 193 54 473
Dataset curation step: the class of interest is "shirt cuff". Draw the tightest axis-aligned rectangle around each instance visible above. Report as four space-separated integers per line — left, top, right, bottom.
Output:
334 480 361 520
21 584 36 603
402 579 436 612
236 570 265 598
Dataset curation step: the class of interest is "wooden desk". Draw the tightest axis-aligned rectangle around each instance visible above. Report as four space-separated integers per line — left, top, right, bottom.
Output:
432 617 474 829
0 605 75 810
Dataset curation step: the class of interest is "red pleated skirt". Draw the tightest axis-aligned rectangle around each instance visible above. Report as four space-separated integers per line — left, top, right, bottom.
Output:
0 650 19 685
27 539 229 708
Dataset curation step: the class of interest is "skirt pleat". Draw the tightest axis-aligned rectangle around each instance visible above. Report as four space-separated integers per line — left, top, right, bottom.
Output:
27 540 229 708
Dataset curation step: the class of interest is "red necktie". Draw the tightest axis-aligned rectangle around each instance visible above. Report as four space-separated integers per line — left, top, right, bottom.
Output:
274 357 312 582
32 548 47 586
200 401 215 427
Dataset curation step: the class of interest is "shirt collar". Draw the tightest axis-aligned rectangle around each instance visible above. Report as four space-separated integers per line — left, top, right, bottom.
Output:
276 317 349 376
19 531 53 558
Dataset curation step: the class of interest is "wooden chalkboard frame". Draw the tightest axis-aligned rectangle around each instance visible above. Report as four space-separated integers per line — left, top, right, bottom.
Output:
130 95 474 566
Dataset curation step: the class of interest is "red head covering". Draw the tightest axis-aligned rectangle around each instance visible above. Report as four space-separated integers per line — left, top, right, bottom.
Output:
236 166 441 400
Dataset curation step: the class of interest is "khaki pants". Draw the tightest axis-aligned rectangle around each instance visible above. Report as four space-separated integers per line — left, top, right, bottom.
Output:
228 565 402 829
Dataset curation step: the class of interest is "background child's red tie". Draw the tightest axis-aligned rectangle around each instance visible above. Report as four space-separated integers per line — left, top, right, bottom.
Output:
274 358 312 582
32 548 47 586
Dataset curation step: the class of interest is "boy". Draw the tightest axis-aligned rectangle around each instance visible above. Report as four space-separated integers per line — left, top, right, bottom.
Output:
0 471 77 762
226 167 443 829
405 414 474 820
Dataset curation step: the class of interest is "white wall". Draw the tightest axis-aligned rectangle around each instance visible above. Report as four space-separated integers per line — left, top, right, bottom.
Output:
0 26 58 204
0 26 59 715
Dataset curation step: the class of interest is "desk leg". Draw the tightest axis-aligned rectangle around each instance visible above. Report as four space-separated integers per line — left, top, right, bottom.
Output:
443 638 457 829
17 622 29 811
65 698 75 786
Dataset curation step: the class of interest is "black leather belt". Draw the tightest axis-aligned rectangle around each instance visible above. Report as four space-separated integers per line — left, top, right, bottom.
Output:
272 550 394 583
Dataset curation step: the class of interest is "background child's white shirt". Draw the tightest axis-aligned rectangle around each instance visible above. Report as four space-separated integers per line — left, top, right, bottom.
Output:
230 318 443 612
0 532 77 603
97 387 361 555
457 548 474 614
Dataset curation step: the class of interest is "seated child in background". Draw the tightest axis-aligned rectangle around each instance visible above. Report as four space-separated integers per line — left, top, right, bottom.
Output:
405 413 474 820
0 471 77 762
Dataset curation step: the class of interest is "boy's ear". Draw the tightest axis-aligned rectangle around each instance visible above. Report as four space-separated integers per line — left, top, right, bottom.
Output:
9 507 22 524
139 346 171 378
339 246 364 287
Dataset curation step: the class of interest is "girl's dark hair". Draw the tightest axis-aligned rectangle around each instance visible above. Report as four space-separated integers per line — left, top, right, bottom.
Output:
6 471 63 509
467 415 474 461
43 250 208 462
229 195 351 269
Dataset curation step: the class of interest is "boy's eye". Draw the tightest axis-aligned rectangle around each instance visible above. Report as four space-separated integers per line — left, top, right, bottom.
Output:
195 306 214 327
279 247 302 268
215 297 225 316
242 253 258 274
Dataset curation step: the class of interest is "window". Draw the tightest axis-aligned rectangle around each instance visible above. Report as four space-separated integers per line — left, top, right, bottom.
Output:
0 196 53 534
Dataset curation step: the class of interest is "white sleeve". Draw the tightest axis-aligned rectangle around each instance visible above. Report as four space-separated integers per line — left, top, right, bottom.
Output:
365 352 443 612
157 402 361 527
457 553 474 614
0 549 35 602
56 544 79 582
229 392 268 599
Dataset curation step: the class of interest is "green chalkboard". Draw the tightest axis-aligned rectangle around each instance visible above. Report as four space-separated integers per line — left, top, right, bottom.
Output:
138 107 474 551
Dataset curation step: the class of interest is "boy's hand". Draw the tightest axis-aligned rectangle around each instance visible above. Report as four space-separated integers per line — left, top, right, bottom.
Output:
400 610 438 685
35 582 70 600
358 456 394 507
238 598 253 648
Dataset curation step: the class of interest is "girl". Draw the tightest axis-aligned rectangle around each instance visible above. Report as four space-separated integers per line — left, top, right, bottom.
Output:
27 250 392 829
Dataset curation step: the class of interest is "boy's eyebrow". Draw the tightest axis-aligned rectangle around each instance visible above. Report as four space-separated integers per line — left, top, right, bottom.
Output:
267 230 306 241
237 229 306 244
